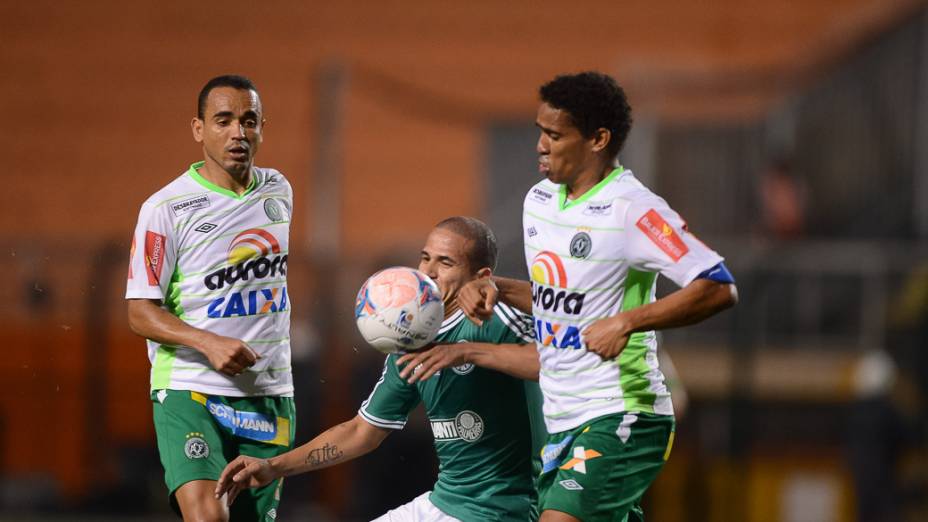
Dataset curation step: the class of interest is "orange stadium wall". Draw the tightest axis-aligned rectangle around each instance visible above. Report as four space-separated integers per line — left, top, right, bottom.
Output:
1 0 922 513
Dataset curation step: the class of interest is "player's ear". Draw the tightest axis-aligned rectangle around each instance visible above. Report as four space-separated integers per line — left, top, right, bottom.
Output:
591 128 611 153
191 118 204 143
475 267 493 279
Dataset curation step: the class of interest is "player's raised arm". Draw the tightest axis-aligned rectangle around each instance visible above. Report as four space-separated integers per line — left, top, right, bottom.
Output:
458 276 533 324
215 415 390 503
127 298 258 376
491 276 533 315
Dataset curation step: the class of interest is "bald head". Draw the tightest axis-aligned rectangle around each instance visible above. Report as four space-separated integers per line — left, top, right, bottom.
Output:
434 216 498 272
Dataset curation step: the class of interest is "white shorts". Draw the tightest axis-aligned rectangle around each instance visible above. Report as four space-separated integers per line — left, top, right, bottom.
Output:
371 491 461 522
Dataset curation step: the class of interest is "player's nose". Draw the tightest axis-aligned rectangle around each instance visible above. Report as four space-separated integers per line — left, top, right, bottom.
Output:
420 262 437 280
536 133 548 153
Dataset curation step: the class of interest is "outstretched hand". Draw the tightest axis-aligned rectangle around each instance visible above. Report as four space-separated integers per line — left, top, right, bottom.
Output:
396 344 472 383
214 455 275 505
457 278 498 326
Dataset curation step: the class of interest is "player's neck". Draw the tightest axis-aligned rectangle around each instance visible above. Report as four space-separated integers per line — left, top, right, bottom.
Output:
565 163 612 201
198 159 254 196
444 300 460 320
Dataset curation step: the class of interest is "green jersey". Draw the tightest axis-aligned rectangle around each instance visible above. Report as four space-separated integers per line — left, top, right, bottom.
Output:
360 303 545 522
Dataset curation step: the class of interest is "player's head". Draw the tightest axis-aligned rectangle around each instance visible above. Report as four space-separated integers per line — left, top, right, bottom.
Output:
192 75 265 177
418 216 498 308
536 71 632 185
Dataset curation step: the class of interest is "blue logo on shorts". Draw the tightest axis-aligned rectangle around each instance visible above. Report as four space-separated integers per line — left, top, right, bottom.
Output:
206 399 278 442
540 435 574 473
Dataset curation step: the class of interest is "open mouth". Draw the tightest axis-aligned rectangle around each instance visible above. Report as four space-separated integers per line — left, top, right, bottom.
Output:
228 146 249 160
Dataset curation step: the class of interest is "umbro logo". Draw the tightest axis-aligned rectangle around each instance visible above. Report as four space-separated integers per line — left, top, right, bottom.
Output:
559 479 583 491
195 223 217 233
527 226 538 237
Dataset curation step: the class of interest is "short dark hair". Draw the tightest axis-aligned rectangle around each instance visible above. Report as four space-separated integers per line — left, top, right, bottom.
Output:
435 216 498 272
539 71 632 159
197 75 259 119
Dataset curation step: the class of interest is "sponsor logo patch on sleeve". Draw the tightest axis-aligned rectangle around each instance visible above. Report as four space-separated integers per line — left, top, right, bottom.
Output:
144 231 167 286
636 209 689 262
128 236 136 279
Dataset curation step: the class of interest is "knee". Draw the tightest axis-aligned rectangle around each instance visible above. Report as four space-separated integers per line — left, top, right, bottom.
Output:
181 497 229 522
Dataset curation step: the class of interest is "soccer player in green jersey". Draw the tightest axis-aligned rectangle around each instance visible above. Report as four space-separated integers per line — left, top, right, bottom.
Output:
458 72 739 522
216 217 547 521
127 75 296 521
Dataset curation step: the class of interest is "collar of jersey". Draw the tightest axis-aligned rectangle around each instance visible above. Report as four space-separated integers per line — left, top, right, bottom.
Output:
438 309 467 335
558 166 624 211
187 161 258 200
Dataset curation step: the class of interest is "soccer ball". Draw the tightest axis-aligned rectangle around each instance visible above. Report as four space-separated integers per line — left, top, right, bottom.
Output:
354 266 444 354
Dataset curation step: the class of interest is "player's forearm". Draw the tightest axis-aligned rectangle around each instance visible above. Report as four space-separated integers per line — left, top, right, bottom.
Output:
268 416 388 478
467 343 540 381
621 279 737 335
127 299 216 351
491 276 533 314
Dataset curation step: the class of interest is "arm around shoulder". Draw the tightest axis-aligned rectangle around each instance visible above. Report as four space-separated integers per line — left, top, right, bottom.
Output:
490 276 533 315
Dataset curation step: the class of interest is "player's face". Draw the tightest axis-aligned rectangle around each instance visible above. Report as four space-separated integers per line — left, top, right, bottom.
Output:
535 102 599 187
418 228 477 308
192 87 265 177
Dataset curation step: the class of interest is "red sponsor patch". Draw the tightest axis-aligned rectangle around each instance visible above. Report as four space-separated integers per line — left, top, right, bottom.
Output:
128 236 136 279
636 209 689 262
144 231 166 286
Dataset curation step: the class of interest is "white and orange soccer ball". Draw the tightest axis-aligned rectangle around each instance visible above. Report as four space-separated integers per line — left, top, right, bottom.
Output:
354 267 444 354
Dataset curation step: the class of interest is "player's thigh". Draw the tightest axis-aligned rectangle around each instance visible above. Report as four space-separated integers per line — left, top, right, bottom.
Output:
230 439 291 522
175 479 229 522
152 390 229 509
371 491 462 522
223 395 296 522
538 413 674 522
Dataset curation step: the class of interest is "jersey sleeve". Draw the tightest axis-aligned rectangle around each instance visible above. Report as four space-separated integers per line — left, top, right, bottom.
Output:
282 174 294 217
358 355 421 430
623 196 724 288
491 303 535 344
126 201 177 300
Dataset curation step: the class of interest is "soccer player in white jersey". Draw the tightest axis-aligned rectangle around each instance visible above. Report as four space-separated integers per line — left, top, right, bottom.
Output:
126 75 296 522
458 72 738 522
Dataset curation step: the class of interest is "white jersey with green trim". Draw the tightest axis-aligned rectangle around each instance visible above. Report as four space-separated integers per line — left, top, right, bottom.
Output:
126 161 294 397
523 167 723 433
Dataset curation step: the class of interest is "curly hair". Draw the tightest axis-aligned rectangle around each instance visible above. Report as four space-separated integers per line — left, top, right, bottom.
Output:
197 75 259 119
539 72 632 159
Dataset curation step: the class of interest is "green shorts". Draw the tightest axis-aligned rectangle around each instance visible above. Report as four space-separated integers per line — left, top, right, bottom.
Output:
151 389 296 521
537 412 674 522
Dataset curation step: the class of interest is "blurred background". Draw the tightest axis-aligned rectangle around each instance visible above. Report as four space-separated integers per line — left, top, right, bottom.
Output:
2 0 927 520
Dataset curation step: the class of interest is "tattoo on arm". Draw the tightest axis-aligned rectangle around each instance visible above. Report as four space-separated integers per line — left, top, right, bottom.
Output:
305 443 344 468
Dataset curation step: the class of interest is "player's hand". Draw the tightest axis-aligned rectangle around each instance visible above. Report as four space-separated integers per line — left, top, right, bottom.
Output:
582 315 632 360
199 334 259 377
215 455 275 505
457 278 498 326
396 344 471 383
